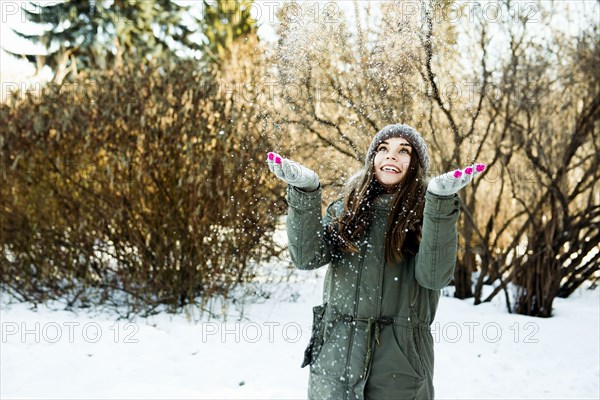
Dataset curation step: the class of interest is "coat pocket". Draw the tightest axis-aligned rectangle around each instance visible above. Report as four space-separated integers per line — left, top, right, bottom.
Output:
301 304 327 368
391 325 425 380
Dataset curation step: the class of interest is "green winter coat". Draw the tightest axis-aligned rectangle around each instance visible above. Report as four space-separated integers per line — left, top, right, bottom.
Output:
286 184 462 400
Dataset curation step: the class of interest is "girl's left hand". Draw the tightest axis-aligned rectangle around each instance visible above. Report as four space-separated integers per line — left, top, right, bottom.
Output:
427 164 486 196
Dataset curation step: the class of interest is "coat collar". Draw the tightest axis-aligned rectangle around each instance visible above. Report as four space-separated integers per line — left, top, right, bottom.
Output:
373 193 394 211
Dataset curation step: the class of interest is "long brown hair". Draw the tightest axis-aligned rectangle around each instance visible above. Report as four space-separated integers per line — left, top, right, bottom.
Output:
325 151 426 264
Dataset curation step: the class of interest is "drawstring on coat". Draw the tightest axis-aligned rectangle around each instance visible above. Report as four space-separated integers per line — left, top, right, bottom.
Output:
340 314 396 379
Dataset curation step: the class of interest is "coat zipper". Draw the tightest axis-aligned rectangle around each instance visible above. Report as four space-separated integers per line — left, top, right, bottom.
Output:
409 277 425 378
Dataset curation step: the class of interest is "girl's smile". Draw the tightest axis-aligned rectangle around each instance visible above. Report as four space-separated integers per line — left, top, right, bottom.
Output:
373 137 412 190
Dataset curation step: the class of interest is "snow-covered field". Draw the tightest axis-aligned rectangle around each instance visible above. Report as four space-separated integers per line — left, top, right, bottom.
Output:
1 265 598 399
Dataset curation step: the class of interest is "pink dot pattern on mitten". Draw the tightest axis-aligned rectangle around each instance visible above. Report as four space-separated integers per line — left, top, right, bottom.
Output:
453 170 462 178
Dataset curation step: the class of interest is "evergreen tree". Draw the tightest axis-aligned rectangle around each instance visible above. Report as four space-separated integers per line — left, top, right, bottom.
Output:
198 0 258 66
6 0 200 81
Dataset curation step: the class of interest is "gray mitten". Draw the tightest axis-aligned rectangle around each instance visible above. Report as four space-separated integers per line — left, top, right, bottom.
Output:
427 164 486 196
266 151 320 192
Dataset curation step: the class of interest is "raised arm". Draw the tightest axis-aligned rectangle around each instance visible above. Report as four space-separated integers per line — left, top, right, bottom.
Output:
415 163 486 289
414 191 462 289
286 185 340 270
266 151 338 270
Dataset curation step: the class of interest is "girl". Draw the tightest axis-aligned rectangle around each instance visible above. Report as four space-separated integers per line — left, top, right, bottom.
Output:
266 124 485 400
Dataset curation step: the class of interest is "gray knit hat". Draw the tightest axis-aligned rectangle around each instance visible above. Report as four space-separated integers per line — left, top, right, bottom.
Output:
366 124 430 175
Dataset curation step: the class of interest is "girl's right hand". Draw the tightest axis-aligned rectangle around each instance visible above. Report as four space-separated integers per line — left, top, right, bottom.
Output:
266 151 320 192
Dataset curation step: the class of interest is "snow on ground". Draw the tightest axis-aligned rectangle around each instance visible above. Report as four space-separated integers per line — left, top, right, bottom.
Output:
1 264 598 399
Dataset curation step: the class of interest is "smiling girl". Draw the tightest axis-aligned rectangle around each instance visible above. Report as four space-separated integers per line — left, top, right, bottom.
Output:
267 124 485 400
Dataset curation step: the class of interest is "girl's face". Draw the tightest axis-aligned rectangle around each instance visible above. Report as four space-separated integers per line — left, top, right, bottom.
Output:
373 137 412 191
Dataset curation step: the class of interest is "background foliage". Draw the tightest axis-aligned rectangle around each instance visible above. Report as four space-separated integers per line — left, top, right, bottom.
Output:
1 0 598 318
